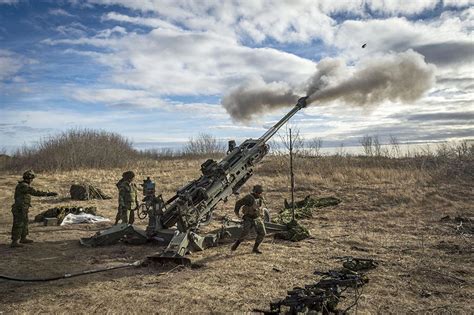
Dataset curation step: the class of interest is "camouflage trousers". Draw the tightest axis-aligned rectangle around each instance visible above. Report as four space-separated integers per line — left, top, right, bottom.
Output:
238 216 266 244
117 207 135 224
11 205 29 241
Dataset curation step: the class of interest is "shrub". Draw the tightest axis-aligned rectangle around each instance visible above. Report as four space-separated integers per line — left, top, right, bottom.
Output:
183 133 225 156
5 129 139 171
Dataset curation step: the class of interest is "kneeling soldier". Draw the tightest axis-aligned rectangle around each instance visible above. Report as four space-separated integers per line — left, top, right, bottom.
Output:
11 170 58 248
231 184 267 254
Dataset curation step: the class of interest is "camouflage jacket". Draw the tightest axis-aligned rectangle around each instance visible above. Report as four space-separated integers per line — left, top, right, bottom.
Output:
117 180 138 210
234 193 265 219
13 180 50 210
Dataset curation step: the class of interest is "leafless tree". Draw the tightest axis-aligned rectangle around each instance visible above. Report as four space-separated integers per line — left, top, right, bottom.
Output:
373 135 382 157
360 135 373 156
307 137 323 157
183 133 225 156
389 135 401 158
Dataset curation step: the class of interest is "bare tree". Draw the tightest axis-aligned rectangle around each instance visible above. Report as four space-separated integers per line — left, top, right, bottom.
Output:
277 125 305 155
373 135 382 157
307 137 323 157
183 133 225 156
336 142 346 157
360 135 373 156
454 140 471 160
389 135 401 158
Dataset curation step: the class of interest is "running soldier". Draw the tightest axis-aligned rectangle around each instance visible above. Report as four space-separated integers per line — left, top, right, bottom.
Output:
231 184 267 254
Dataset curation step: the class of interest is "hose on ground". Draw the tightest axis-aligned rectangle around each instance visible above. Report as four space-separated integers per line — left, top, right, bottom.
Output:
0 260 142 282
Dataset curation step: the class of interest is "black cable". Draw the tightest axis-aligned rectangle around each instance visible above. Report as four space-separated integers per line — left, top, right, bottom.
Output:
0 261 142 282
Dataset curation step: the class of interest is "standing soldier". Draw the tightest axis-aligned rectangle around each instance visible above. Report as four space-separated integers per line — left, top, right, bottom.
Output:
115 171 139 225
11 170 57 248
231 184 267 254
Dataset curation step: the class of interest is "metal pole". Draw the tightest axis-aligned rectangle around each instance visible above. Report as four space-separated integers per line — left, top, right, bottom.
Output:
290 128 295 222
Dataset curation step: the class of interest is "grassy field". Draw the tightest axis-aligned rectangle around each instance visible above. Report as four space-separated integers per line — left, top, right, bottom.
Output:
0 156 472 314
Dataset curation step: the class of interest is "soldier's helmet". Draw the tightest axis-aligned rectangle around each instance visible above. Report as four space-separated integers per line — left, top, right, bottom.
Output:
23 170 36 180
252 184 264 194
122 170 135 181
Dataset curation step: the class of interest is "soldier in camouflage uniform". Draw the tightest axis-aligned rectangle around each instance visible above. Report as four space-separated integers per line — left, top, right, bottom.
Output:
11 170 58 248
115 171 139 225
231 184 267 254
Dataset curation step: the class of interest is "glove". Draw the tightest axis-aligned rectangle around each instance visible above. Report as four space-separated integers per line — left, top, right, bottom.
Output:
47 192 58 197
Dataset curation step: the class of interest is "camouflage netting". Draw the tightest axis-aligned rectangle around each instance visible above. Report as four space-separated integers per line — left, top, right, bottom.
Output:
70 184 111 200
34 206 97 225
274 220 311 242
273 196 341 242
278 196 341 222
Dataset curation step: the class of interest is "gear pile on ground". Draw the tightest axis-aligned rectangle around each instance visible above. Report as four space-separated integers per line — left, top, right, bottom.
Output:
70 183 111 200
272 196 340 242
336 256 379 272
34 206 97 225
256 257 377 314
279 196 341 222
284 196 341 209
274 220 311 242
257 269 368 314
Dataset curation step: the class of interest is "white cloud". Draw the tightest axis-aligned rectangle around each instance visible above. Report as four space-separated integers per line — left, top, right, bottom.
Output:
49 8 74 17
0 0 20 4
102 12 180 30
0 50 34 81
367 0 438 15
56 22 89 36
96 25 127 38
86 0 471 44
70 87 228 118
49 26 316 96
444 0 474 7
71 88 166 108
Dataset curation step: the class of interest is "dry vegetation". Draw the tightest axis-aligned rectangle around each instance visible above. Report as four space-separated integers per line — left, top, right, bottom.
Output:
0 129 226 172
0 135 473 314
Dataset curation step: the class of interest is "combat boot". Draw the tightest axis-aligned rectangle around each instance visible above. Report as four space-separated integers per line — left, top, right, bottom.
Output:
20 238 34 244
231 240 241 251
10 240 24 248
252 243 263 254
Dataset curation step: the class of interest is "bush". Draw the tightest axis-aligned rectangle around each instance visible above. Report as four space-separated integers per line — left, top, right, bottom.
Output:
5 129 139 171
183 133 225 156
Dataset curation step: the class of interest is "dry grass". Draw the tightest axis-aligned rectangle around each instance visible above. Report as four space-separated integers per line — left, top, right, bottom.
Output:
0 156 472 314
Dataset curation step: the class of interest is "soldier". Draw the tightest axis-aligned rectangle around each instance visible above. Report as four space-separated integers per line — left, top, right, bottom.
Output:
115 171 139 225
231 184 267 254
11 170 58 248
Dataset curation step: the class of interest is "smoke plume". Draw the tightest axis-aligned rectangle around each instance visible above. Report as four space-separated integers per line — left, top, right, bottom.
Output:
221 79 299 122
222 50 435 121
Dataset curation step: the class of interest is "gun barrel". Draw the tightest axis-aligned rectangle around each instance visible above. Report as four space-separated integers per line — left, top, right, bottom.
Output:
257 96 307 145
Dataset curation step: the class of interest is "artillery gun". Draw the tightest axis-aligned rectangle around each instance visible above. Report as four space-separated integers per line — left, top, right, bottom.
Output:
81 97 308 264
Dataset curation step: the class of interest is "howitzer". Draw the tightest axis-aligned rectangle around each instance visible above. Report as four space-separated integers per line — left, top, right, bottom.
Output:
81 97 308 264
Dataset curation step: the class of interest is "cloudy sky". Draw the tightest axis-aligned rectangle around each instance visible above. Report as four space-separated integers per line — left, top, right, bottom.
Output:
0 0 473 152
